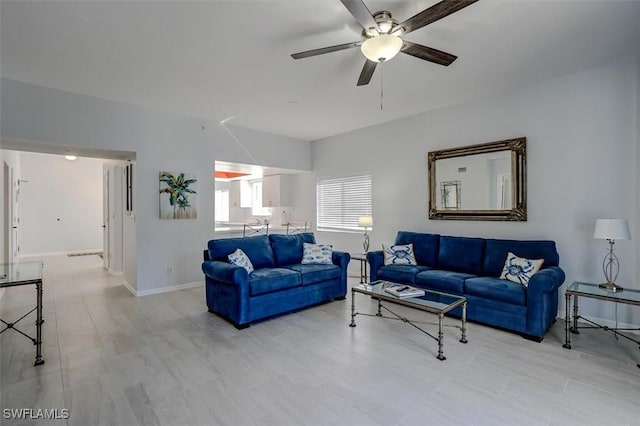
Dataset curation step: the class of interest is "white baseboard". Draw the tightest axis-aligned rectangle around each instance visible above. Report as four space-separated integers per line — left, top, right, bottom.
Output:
121 280 202 297
121 279 137 297
20 249 103 258
107 268 123 276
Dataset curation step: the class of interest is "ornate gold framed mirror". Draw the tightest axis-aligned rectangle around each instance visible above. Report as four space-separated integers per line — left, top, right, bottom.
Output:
428 137 527 221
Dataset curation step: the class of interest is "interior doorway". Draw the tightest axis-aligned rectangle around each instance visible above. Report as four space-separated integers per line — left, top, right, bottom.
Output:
0 143 136 286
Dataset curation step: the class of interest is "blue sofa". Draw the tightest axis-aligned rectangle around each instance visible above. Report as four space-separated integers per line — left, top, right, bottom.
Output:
367 231 565 341
202 233 350 329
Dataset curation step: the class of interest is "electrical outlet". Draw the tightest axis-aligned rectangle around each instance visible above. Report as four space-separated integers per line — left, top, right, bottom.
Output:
166 266 173 275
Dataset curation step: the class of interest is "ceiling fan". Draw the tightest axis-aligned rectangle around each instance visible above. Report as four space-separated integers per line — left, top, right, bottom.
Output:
291 0 479 86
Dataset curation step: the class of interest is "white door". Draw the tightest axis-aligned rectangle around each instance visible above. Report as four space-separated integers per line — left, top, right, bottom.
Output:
3 163 11 264
4 164 20 263
12 174 19 262
103 170 110 269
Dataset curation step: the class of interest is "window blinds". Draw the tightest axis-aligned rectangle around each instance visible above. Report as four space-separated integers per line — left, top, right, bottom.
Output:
316 174 372 232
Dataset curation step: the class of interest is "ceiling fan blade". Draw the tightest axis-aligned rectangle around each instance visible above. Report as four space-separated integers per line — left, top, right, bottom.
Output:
340 0 380 33
393 0 479 35
401 41 457 66
291 41 362 59
357 59 377 86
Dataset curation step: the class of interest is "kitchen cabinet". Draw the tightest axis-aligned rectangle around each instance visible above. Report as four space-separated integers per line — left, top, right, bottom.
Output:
262 174 291 207
229 180 252 208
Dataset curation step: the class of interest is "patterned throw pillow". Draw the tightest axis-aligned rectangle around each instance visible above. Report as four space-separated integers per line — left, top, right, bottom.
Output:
228 248 254 273
500 252 544 286
383 244 417 265
301 243 333 264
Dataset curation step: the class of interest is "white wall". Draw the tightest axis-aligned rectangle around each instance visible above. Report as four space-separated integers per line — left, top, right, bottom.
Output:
19 152 103 255
1 78 312 293
302 53 639 326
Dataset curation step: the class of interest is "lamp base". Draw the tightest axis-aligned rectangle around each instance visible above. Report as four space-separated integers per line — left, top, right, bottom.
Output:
598 282 624 292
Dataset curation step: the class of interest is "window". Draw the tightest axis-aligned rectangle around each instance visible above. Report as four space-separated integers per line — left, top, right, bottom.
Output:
215 189 229 222
317 174 372 232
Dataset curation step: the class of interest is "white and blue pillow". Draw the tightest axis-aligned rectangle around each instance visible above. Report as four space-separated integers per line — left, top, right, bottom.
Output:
301 243 333 264
228 248 254 273
500 252 544 286
383 244 417 265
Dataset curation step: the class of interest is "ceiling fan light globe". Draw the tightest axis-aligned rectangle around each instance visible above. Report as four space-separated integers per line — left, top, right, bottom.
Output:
361 34 403 63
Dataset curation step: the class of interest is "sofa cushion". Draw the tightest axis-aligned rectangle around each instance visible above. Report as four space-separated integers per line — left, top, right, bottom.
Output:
377 264 430 284
415 270 474 294
382 244 417 265
228 248 254 273
209 235 275 269
465 276 526 306
437 236 485 275
484 239 559 277
283 264 341 285
249 268 302 296
394 231 440 267
269 233 316 266
301 243 333 264
500 252 544 286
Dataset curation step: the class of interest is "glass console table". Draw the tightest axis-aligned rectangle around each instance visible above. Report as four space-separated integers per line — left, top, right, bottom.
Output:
0 262 45 366
350 253 368 283
564 281 640 368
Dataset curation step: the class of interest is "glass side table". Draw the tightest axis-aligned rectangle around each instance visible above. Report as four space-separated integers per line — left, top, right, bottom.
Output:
0 262 45 366
350 253 368 283
564 281 640 369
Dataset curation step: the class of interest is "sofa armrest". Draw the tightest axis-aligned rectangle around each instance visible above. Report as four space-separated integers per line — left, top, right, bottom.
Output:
367 251 384 282
332 251 350 290
527 266 566 296
332 250 350 269
202 261 248 287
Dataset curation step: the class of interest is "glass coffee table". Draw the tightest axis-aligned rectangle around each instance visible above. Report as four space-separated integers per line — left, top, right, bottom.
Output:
349 280 467 361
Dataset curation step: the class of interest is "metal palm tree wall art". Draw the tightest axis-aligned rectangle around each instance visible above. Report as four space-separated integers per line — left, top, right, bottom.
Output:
159 172 198 219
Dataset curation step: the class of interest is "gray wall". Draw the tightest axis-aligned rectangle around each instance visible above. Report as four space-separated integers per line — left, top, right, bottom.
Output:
302 53 639 326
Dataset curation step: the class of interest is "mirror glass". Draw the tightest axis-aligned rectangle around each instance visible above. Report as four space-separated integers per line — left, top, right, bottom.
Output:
428 138 526 221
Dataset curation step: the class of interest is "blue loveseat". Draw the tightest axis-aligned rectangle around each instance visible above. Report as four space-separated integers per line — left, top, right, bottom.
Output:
202 233 350 329
367 231 566 341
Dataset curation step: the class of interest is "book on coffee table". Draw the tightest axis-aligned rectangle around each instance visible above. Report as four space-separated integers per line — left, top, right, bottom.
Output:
383 283 425 298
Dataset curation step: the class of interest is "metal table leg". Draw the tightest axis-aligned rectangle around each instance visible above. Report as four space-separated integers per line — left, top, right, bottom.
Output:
349 288 356 327
563 292 572 349
460 301 468 344
437 313 446 361
34 280 44 366
572 295 580 334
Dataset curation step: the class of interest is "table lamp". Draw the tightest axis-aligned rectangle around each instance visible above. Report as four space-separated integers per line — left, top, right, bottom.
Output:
593 218 631 291
358 216 373 253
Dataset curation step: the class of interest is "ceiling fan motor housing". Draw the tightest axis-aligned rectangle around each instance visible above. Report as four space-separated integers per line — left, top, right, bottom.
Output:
363 11 399 37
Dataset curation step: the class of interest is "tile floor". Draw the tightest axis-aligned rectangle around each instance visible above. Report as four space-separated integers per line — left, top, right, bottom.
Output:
1 254 639 425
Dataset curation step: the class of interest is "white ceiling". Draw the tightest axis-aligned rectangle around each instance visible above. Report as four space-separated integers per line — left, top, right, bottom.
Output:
2 1 639 141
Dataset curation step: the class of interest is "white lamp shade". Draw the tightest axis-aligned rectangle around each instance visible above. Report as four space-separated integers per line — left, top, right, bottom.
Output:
593 219 631 240
358 216 373 227
361 35 403 62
